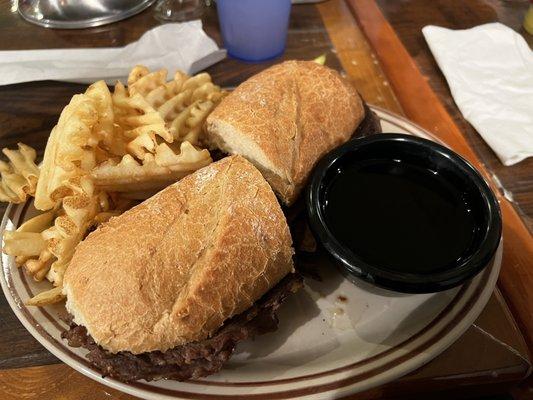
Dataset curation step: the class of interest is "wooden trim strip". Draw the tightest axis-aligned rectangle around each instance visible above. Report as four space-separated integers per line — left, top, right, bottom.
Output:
315 0 404 115
345 0 533 351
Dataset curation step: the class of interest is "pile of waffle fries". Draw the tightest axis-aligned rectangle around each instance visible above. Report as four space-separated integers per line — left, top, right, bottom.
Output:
1 66 226 305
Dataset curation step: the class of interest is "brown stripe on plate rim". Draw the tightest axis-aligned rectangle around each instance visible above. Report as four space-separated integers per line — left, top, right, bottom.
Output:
0 110 492 397
8 196 486 393
16 256 477 390
127 267 490 399
15 202 69 332
8 165 472 388
13 223 475 389
3 203 96 373
181 281 469 386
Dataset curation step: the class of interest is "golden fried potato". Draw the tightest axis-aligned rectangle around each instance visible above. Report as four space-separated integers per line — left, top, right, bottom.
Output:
3 210 56 281
92 141 211 192
113 81 173 159
21 210 56 232
26 286 65 306
3 231 47 258
42 176 99 286
85 80 124 157
0 143 40 204
34 94 99 211
127 66 167 97
4 65 225 306
124 66 226 145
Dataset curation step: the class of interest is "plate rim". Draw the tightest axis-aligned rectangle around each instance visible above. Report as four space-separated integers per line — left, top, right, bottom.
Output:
0 106 501 400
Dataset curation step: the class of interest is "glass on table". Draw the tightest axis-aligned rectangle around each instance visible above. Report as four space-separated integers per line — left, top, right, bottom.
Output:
216 0 292 62
154 0 205 22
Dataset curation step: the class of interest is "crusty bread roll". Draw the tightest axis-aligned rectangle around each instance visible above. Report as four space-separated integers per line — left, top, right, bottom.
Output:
63 155 294 354
205 60 365 205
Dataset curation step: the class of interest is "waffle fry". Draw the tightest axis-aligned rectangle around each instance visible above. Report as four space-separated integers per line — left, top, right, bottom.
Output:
125 66 226 144
3 231 47 258
26 286 65 307
3 188 92 290
4 210 54 256
127 66 167 97
24 251 54 282
0 143 40 204
42 176 99 286
113 81 173 160
3 210 56 281
179 100 219 144
100 67 224 193
2 65 224 306
12 90 110 302
92 141 212 192
18 210 56 232
34 93 99 211
85 80 126 158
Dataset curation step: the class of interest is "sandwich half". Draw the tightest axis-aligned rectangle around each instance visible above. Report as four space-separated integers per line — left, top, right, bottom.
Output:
205 60 366 205
62 155 301 381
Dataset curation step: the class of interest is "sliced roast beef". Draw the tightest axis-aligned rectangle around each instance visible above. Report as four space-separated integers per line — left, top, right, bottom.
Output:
62 273 303 382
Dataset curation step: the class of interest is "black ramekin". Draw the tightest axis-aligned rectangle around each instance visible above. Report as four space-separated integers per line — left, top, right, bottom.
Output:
306 134 502 293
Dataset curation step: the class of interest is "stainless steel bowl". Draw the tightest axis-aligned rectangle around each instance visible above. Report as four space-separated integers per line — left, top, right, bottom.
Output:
18 0 156 29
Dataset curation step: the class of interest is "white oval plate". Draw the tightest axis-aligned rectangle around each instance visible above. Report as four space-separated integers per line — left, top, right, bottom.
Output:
0 106 501 400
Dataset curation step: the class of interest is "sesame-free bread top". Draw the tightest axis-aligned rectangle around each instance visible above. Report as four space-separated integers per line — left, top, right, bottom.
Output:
205 60 365 205
63 155 294 354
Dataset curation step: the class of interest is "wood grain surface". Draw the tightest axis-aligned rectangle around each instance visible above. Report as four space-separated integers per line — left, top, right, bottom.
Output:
0 0 531 399
316 0 403 114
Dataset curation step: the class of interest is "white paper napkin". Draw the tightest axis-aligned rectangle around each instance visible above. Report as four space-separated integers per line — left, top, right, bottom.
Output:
0 21 226 86
422 23 533 166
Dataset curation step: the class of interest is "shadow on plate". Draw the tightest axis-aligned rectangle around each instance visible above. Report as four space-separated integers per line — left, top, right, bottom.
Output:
234 285 322 361
355 287 457 347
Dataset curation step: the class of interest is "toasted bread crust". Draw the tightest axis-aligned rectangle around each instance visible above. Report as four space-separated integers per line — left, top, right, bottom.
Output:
206 61 365 205
63 156 294 354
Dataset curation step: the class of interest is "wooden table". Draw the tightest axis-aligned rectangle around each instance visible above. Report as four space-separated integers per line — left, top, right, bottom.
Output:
376 0 533 233
0 0 531 399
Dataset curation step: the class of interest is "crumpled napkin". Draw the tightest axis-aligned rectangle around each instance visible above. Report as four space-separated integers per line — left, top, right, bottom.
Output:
0 20 226 86
422 23 533 166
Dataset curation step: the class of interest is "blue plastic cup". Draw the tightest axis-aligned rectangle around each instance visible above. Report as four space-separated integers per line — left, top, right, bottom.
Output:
217 0 292 62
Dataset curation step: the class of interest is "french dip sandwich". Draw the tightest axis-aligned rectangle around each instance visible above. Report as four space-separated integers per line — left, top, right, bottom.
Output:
206 60 367 205
58 61 378 382
62 155 302 381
